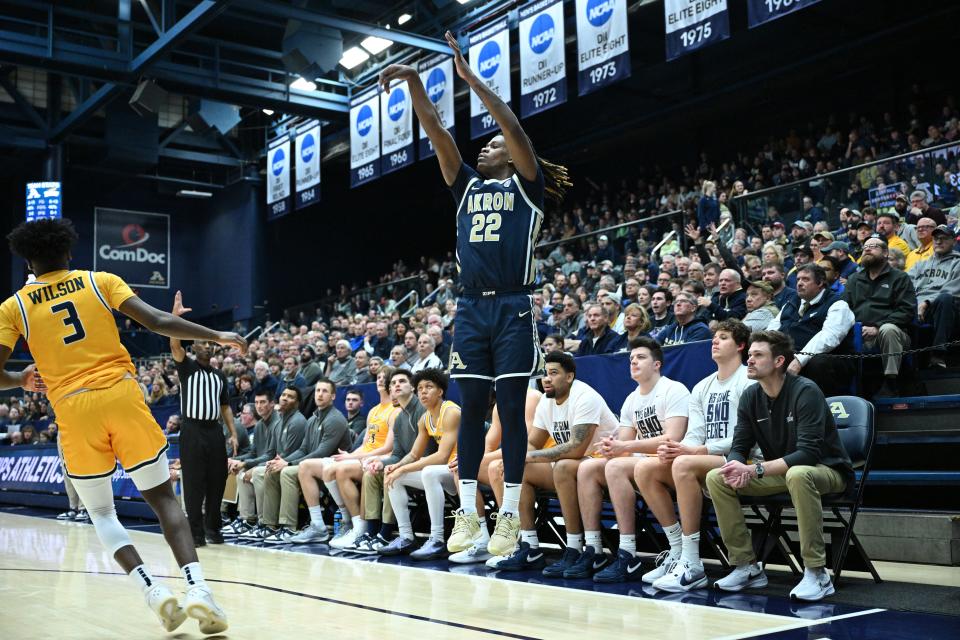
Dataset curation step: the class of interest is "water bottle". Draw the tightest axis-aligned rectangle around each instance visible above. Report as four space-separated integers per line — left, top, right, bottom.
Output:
333 511 342 537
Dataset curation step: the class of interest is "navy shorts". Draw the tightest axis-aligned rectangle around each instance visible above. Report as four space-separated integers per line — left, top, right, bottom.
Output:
448 293 544 382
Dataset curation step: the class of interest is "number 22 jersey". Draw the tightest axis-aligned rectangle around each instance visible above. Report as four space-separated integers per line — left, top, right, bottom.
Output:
450 163 544 291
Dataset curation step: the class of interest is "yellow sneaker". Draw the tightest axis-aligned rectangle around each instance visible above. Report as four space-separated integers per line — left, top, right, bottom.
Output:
447 509 482 552
486 511 520 557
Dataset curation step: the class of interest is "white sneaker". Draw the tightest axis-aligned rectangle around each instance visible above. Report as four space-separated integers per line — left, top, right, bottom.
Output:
714 562 768 592
450 539 493 564
790 567 835 601
652 558 708 593
183 586 229 634
642 548 680 584
144 583 187 632
329 525 359 550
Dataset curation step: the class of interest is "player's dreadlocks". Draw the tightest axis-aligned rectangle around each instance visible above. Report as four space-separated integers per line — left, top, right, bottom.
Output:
537 155 572 206
7 218 79 267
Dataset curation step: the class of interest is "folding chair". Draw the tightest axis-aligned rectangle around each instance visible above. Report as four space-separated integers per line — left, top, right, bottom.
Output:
738 395 881 586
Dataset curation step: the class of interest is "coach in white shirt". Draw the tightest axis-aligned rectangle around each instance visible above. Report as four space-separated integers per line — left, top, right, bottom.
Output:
767 263 855 397
410 334 443 373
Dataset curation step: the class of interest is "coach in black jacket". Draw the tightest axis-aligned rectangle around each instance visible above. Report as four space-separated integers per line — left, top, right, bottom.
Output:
706 331 851 602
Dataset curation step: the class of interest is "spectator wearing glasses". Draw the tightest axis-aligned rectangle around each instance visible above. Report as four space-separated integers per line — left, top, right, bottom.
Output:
843 234 918 396
905 218 937 271
655 292 711 346
907 190 946 226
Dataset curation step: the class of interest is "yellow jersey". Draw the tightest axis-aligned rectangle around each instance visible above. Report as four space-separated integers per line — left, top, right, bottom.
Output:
0 270 137 407
422 399 460 463
363 401 399 452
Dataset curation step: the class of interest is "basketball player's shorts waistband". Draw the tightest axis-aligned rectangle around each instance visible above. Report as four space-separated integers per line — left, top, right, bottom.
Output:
461 287 533 297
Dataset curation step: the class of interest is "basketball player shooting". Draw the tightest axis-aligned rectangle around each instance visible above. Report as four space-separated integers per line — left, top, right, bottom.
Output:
379 31 571 557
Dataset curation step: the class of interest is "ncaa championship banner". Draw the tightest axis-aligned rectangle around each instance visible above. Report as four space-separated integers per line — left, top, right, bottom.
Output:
94 208 170 289
747 0 820 28
468 20 511 140
519 0 567 118
350 86 381 188
380 80 415 175
295 121 321 210
664 0 730 61
418 55 455 159
576 0 631 96
266 137 292 219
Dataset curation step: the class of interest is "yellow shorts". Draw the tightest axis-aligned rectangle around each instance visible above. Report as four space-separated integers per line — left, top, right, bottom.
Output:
56 377 169 479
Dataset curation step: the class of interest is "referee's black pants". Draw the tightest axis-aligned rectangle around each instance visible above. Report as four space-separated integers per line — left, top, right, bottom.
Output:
180 418 228 539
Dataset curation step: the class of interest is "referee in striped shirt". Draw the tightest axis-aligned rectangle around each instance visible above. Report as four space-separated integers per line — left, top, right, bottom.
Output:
171 292 239 545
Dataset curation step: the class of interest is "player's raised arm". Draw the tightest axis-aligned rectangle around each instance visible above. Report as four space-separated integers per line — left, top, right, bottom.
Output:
379 64 462 186
118 296 247 354
444 30 538 183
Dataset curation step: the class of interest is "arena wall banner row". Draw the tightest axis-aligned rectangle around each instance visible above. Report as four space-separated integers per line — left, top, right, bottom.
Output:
94 207 171 289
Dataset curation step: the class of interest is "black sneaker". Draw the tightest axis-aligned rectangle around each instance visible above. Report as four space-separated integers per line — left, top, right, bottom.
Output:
486 542 546 572
563 547 608 579
193 535 207 548
593 548 644 583
205 530 225 545
541 547 581 578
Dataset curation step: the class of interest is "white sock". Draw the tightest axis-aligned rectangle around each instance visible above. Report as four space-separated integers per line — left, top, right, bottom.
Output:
324 480 349 520
584 530 602 553
181 562 207 589
478 521 491 542
501 482 521 515
681 532 701 565
459 480 478 515
664 521 682 554
128 564 155 591
567 532 584 551
620 534 637 556
387 482 414 540
521 530 539 549
308 505 327 529
351 515 364 535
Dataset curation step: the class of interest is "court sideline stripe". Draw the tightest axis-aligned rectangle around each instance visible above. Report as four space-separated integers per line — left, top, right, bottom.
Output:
708 608 886 640
0 568 542 640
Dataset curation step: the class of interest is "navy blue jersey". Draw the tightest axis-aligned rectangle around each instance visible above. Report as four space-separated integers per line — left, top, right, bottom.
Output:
450 163 545 290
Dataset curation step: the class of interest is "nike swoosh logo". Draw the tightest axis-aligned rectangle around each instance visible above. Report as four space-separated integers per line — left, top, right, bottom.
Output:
757 418 768 422
593 560 606 569
527 552 543 562
627 562 641 574
518 311 531 318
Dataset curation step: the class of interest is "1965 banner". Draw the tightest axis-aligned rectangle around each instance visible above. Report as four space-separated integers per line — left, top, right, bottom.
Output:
93 208 171 289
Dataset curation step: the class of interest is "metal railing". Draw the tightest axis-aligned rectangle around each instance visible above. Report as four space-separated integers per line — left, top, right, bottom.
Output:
285 274 427 324
536 208 685 251
729 140 959 233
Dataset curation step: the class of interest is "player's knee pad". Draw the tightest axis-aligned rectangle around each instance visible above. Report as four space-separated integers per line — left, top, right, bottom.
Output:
71 476 132 555
128 452 172 492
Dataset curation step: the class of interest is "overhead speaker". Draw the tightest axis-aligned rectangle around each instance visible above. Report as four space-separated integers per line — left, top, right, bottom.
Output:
186 100 242 135
282 21 343 77
104 100 158 169
128 79 168 117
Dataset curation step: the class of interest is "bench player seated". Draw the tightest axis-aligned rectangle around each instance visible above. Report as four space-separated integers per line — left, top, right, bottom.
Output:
487 352 618 571
290 366 397 547
562 336 690 583
447 387 543 564
381 369 460 559
223 391 280 536
635 320 755 592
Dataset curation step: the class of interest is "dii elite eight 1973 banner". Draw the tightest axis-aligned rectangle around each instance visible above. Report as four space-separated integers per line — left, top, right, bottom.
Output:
576 0 630 96
519 0 567 118
93 208 170 289
469 19 511 139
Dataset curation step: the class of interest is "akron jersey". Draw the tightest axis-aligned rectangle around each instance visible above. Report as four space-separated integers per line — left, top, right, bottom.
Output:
0 270 137 407
451 163 544 290
363 401 399 453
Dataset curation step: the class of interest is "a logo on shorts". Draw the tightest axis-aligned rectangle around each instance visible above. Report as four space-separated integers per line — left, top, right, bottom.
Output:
448 351 468 370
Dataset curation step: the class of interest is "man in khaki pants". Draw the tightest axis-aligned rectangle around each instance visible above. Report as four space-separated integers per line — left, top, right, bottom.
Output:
706 330 852 602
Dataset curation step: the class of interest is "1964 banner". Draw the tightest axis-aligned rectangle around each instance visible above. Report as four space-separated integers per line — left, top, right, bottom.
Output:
93 207 170 289
519 0 567 118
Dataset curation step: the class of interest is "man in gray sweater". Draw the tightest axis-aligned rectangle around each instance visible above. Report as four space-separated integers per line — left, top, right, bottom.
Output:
909 226 960 368
706 330 851 602
238 386 306 541
226 391 281 536
260 380 350 544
